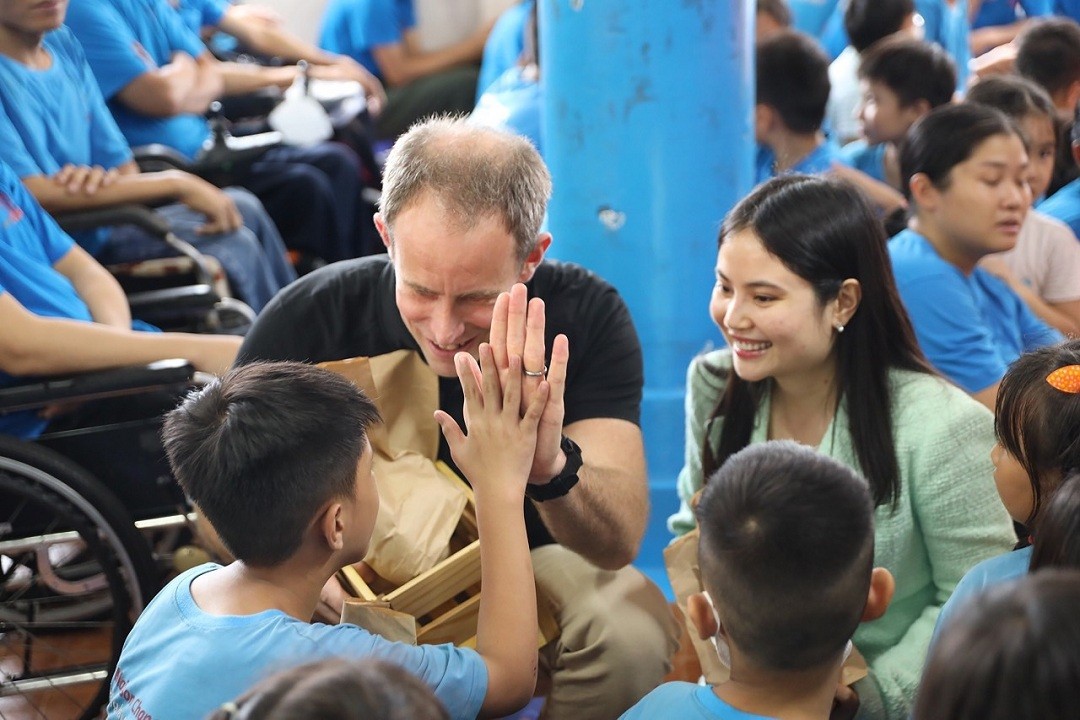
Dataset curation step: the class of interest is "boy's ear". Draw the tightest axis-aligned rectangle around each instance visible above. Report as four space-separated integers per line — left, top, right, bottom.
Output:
686 592 719 640
318 502 347 552
861 567 895 622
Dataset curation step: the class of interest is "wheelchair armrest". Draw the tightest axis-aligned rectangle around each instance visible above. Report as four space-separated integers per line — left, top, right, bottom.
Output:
0 359 195 414
127 285 220 316
132 144 195 173
55 204 172 237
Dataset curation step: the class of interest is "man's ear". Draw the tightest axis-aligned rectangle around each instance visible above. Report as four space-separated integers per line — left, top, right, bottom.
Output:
834 279 862 328
517 233 551 283
908 172 938 211
374 213 393 255
861 567 896 622
687 592 719 640
318 502 346 552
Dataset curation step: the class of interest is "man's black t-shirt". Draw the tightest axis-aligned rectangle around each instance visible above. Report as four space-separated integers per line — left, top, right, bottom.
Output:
238 255 643 548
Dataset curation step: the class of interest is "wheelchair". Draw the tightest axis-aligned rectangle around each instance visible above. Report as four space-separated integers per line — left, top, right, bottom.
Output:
0 360 204 720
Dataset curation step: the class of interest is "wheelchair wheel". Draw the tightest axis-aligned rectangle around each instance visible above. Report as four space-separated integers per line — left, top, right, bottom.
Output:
0 436 158 720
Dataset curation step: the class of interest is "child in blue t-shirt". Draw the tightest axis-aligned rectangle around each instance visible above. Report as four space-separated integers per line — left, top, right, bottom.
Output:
107 354 549 720
754 30 841 183
890 103 1062 410
622 441 893 720
932 340 1080 644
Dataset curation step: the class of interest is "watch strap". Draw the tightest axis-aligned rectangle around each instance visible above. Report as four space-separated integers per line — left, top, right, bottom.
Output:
525 435 583 502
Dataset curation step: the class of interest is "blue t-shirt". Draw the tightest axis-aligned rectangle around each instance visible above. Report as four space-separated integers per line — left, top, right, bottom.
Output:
66 0 213 160
318 0 415 79
621 683 778 720
930 546 1031 648
475 0 532 102
1057 0 1080 19
0 161 92 439
1038 177 1080 240
916 0 971 89
0 27 135 255
972 0 1051 29
755 139 841 184
889 228 1062 393
472 65 542 154
172 0 230 36
837 140 887 184
107 563 488 720
788 1 847 60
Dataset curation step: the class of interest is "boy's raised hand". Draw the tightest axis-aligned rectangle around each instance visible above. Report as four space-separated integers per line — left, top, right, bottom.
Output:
435 343 549 498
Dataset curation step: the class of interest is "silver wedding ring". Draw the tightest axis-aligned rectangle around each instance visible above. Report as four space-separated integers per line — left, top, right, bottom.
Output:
523 365 548 378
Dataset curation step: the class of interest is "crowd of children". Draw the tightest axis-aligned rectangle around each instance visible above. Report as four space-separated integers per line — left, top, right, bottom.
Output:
3 0 1080 719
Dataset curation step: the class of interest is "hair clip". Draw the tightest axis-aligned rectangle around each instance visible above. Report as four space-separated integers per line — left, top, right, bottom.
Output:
1047 365 1080 394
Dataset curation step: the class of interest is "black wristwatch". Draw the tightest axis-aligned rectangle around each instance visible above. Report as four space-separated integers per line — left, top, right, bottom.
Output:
525 435 583 502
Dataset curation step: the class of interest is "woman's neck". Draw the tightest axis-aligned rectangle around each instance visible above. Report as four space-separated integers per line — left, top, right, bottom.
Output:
909 216 979 274
769 362 840 448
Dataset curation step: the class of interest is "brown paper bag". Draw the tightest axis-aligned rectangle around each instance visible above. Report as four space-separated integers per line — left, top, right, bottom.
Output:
663 528 868 686
319 351 467 586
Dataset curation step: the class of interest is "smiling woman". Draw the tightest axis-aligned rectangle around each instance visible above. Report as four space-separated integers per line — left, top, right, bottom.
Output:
669 174 1017 720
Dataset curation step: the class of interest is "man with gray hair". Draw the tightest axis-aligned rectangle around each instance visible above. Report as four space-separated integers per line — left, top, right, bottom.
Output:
237 116 679 719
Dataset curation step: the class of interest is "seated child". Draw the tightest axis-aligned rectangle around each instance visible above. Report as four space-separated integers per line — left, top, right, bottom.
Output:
826 0 918 146
622 440 894 720
1038 110 1080 238
107 353 549 720
891 103 1062 410
914 569 1080 720
754 30 839 183
839 37 956 190
965 75 1080 336
206 658 449 720
932 339 1080 639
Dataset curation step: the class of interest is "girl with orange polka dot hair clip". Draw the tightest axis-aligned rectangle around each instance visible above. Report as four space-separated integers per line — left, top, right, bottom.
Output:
1046 364 1080 394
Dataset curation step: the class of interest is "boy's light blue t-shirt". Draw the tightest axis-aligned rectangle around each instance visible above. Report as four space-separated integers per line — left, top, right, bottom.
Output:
620 682 779 720
173 0 230 36
65 0 213 160
972 0 1051 29
1057 0 1080 19
930 546 1030 650
476 0 533 103
1039 177 1080 241
837 140 887 184
107 563 488 720
916 0 972 89
755 140 841 184
888 228 1062 393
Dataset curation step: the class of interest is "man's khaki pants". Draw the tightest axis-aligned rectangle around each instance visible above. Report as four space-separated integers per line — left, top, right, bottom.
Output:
532 545 681 720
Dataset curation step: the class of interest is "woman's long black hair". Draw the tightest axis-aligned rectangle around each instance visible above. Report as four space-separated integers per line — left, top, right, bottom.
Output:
703 175 933 508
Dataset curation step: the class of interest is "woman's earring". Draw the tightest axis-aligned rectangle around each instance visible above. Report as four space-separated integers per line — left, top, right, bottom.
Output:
834 322 845 334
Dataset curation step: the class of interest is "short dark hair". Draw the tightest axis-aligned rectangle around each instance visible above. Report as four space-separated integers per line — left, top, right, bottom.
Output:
858 36 956 109
1031 472 1080 572
1016 18 1080 100
756 30 831 133
914 569 1080 720
966 75 1057 148
757 0 792 28
845 0 914 53
995 340 1080 527
162 362 381 566
696 441 875 671
900 103 1022 199
206 659 449 720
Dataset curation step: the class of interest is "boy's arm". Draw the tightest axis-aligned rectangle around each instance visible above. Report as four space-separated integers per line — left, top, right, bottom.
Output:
116 52 225 117
435 345 547 717
373 22 491 88
53 245 130 329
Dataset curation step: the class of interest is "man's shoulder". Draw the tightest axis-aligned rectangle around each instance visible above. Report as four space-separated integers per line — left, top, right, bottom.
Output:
530 260 627 315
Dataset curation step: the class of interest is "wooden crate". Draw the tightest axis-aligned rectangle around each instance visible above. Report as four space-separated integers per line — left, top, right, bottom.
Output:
339 461 559 649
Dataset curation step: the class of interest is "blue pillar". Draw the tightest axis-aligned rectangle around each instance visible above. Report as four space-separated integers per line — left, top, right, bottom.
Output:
541 0 754 584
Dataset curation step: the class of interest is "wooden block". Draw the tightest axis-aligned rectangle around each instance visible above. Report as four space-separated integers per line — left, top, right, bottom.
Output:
338 565 378 602
417 593 481 646
385 540 481 617
342 599 417 644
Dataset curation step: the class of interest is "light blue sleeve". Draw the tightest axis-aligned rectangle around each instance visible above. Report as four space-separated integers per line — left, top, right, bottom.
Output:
65 2 158 100
0 100 55 178
0 163 76 264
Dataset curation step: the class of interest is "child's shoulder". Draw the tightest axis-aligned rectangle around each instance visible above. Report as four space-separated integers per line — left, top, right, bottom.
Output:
620 682 778 720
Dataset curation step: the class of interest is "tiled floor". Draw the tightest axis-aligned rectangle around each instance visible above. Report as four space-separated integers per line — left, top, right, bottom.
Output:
1 626 110 720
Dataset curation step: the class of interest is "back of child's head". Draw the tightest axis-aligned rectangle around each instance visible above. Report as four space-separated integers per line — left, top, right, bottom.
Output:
1016 18 1080 103
858 36 956 110
756 29 831 133
205 658 449 720
1031 471 1080 571
995 340 1080 528
913 568 1080 720
695 440 875 671
757 0 792 29
900 103 1020 200
966 75 1056 126
845 0 915 53
162 361 381 567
